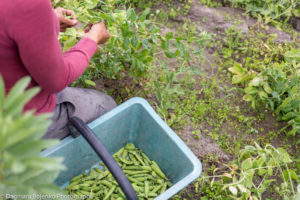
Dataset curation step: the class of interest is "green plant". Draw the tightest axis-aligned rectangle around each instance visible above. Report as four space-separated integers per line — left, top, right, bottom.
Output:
228 0 300 27
229 52 300 136
222 28 300 135
0 77 65 198
154 68 184 122
223 143 298 199
197 143 299 200
55 0 192 87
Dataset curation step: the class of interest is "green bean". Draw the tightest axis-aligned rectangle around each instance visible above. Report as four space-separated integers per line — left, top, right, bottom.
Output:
94 167 103 173
151 184 162 193
139 192 157 198
131 183 141 192
70 186 80 191
128 153 139 165
123 170 148 175
156 179 164 184
117 187 126 198
132 151 145 166
77 183 91 188
82 181 95 185
127 177 144 186
149 192 158 197
151 164 166 179
121 149 128 159
125 143 136 151
124 165 142 170
99 180 113 188
91 187 101 193
151 171 157 178
131 173 147 178
95 170 110 180
160 182 167 193
70 174 84 183
145 181 149 198
141 152 151 163
78 190 90 195
135 177 147 182
84 174 97 181
89 169 98 176
104 185 116 200
80 186 91 192
141 166 152 171
114 147 125 157
118 156 133 165
66 180 80 190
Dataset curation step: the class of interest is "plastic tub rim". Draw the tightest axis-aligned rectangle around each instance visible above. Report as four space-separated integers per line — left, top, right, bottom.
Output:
42 97 202 200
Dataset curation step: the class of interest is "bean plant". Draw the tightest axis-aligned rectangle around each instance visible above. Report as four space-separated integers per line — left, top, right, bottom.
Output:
55 0 193 87
222 27 300 136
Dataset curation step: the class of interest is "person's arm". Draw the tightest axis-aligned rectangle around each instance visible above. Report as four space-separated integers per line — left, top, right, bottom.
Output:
6 0 101 94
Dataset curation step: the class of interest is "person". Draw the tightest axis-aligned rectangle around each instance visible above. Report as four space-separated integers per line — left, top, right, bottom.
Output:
0 0 117 139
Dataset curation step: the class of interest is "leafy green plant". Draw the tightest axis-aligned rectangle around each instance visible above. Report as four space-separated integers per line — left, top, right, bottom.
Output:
229 52 300 136
0 77 65 198
197 143 299 200
222 27 300 135
222 143 298 200
55 0 191 87
153 67 184 122
228 0 300 26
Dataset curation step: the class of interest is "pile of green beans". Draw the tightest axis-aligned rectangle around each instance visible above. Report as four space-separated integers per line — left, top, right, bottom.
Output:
66 143 171 200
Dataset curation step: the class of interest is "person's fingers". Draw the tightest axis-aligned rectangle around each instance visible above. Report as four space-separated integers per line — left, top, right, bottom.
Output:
89 22 93 29
60 23 67 30
64 9 77 20
60 23 68 28
59 23 68 32
60 17 77 26
84 27 90 33
100 21 106 28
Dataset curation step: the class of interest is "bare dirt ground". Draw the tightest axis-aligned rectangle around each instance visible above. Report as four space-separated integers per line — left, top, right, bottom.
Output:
187 1 293 42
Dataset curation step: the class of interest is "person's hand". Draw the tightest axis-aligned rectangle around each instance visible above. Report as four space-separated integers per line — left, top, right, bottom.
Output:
84 22 111 44
54 7 78 32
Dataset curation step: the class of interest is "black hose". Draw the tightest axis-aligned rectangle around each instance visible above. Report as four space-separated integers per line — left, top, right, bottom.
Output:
69 117 138 200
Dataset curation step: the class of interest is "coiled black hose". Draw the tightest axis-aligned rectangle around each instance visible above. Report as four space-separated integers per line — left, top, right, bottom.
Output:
69 117 138 200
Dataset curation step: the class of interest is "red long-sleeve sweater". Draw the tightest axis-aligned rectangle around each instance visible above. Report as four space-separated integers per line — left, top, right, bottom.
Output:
0 0 98 113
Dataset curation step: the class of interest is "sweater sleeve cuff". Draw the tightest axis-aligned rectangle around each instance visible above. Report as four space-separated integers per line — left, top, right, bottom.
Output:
72 37 98 60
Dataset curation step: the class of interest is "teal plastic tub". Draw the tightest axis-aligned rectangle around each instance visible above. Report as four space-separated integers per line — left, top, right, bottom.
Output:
41 97 202 200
